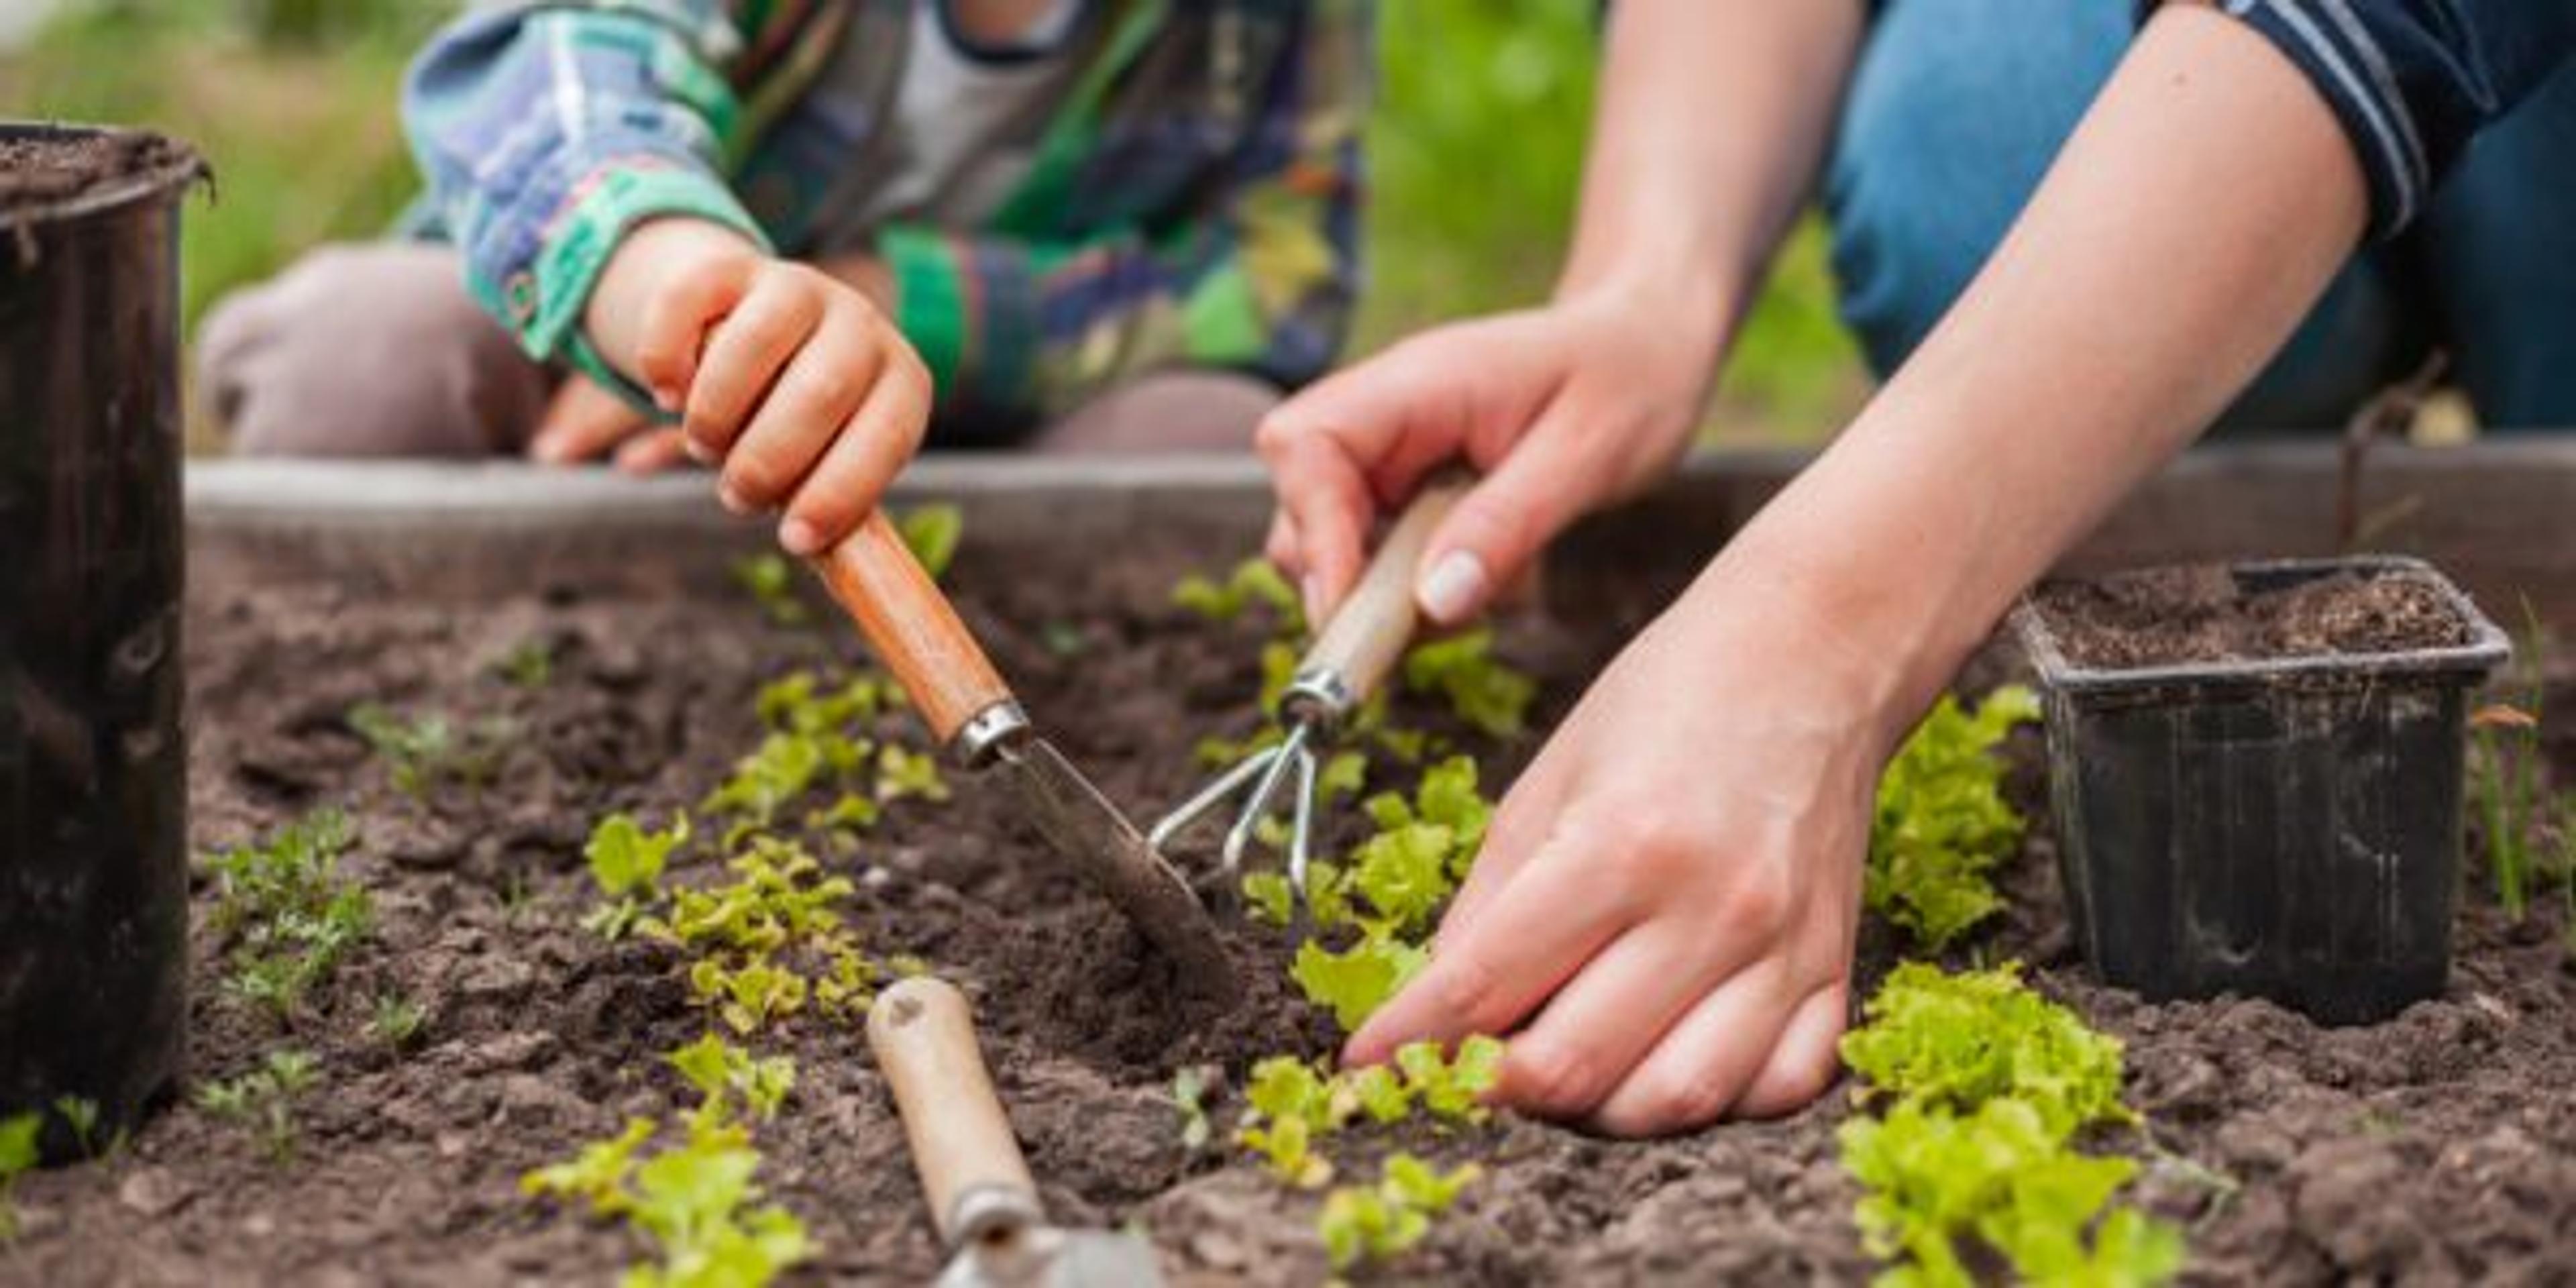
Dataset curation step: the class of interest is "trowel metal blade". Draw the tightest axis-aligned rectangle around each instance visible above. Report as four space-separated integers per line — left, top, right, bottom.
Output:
934 1228 1165 1288
996 737 1240 1005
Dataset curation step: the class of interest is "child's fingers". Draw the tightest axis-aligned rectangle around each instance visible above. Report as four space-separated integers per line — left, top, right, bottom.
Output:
776 352 932 557
529 376 650 465
614 427 694 475
635 254 756 402
717 307 884 514
684 272 826 468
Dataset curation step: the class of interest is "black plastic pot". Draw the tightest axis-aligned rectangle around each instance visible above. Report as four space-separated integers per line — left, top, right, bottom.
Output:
2012 557 2510 1024
1 124 203 1161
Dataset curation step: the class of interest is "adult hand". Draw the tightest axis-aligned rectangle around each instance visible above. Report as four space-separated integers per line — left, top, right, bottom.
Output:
1345 568 1889 1136
1256 291 1719 627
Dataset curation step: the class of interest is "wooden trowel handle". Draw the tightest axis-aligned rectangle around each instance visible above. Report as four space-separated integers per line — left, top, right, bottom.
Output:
866 975 1039 1245
811 512 1014 747
1297 476 1470 706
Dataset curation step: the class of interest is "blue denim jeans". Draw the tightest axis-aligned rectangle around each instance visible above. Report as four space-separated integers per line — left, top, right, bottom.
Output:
1821 0 2576 430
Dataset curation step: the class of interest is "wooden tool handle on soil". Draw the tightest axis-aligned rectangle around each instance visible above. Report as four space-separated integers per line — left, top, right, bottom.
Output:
1298 476 1470 705
812 513 1013 745
866 976 1039 1245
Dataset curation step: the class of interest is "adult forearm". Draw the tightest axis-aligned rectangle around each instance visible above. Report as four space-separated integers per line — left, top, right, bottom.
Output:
1702 4 2369 742
1555 0 1864 344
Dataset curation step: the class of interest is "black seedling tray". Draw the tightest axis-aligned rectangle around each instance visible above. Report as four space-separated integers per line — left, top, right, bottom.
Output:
2013 557 2511 1024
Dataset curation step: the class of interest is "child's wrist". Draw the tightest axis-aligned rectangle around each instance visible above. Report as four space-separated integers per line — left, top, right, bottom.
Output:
584 218 763 378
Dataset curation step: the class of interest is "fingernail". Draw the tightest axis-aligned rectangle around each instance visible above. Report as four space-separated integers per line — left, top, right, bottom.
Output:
655 386 681 413
718 481 753 515
529 434 566 464
682 435 716 466
1301 573 1325 624
779 517 822 557
1417 550 1487 623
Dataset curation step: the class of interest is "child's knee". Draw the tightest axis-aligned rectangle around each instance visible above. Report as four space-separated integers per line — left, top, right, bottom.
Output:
200 243 547 458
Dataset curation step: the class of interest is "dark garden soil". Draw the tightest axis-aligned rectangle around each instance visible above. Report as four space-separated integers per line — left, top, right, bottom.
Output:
4 535 2571 1286
2033 564 2474 671
0 128 198 213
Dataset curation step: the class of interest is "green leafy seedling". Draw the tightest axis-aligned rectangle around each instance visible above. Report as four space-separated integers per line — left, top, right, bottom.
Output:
201 810 374 1021
1172 557 1304 631
196 1049 320 1163
1401 628 1536 739
669 1033 796 1129
898 504 965 580
1866 686 2039 951
734 553 812 627
0 1112 39 1242
1292 936 1428 1032
366 991 427 1050
1172 1065 1218 1152
1317 1154 1481 1271
492 637 554 689
584 812 692 940
347 703 511 800
52 1096 100 1160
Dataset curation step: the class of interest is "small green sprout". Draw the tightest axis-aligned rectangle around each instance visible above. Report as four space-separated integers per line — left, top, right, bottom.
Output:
734 553 811 627
874 745 949 804
1171 1065 1219 1152
366 991 427 1050
51 1096 99 1159
0 1112 39 1242
348 702 511 801
2470 610 2561 920
201 810 374 1021
491 638 554 688
196 1049 319 1163
1317 1155 1481 1271
1172 557 1304 631
897 504 965 580
1291 936 1428 1032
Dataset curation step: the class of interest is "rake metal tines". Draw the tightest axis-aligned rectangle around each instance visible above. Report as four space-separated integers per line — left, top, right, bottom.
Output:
1148 672 1354 902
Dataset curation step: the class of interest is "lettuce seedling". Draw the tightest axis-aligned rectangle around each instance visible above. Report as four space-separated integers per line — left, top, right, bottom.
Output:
1867 686 2039 951
1839 961 2180 1287
195 1049 319 1163
1395 1036 1504 1123
669 1033 796 1130
51 1097 99 1160
898 504 965 580
584 812 691 940
1316 1155 1481 1271
733 553 811 627
525 1114 813 1287
1171 1065 1219 1152
491 637 554 689
1172 558 1304 631
874 745 949 804
0 1112 38 1242
201 810 374 1021
1840 961 2130 1139
756 670 892 735
1291 936 1428 1032
1402 628 1536 739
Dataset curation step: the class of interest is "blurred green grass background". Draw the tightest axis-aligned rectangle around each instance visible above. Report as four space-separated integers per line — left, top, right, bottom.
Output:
0 0 1864 443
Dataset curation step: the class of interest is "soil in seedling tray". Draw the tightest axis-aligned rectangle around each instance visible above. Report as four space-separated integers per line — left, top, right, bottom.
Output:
0 129 197 213
2032 564 2472 671
4 537 2571 1285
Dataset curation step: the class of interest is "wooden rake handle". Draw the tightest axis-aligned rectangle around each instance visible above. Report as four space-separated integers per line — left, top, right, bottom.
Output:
810 512 1014 748
866 976 1040 1245
1295 476 1471 708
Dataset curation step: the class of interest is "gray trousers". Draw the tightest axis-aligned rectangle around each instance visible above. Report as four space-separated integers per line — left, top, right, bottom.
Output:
197 242 1279 458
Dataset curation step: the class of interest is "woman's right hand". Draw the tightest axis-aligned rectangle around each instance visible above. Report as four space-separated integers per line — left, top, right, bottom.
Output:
1256 290 1722 627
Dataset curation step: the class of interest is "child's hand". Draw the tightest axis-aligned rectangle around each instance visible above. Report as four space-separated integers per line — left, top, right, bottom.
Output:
527 376 691 473
587 219 932 557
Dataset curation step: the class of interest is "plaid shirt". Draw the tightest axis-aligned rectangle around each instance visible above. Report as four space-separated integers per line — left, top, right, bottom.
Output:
404 0 1368 427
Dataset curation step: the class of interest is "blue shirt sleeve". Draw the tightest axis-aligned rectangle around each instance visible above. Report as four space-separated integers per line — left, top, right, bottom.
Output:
2194 0 2576 237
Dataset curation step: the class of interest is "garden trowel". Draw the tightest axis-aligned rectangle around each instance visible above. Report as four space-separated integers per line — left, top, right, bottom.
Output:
808 514 1238 1004
868 975 1165 1288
